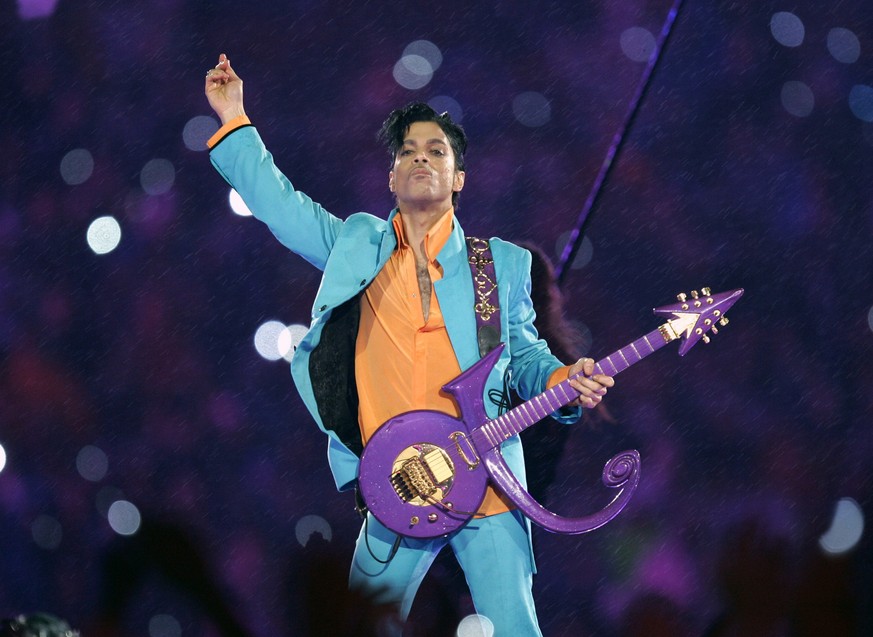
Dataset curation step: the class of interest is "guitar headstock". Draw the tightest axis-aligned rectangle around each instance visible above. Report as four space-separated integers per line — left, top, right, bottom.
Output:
652 287 744 356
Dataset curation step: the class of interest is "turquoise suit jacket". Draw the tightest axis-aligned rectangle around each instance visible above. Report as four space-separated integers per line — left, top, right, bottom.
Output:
209 125 580 495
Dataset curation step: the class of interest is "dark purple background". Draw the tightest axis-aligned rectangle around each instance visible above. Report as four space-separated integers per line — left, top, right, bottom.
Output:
2 1 872 635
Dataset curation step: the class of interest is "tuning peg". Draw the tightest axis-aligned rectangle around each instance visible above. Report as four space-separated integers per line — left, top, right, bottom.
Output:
718 316 730 327
701 334 710 344
690 290 700 299
701 287 711 296
676 292 687 302
710 326 719 335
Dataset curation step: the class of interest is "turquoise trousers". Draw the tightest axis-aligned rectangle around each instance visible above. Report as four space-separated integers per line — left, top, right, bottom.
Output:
350 509 542 636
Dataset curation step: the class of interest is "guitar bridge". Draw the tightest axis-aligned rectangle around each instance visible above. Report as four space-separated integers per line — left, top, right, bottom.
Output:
391 445 454 505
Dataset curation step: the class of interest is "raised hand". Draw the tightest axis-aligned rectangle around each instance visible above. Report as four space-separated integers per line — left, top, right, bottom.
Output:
204 53 246 125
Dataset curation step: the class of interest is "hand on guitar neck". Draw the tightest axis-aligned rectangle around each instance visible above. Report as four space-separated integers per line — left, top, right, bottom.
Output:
565 357 614 409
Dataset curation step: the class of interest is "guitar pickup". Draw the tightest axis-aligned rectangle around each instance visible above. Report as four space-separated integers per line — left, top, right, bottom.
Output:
390 446 454 503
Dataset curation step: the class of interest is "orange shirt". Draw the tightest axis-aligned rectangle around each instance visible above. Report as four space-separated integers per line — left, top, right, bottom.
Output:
356 209 515 516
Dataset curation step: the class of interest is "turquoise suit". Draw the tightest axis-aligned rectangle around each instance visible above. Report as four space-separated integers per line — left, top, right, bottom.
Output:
209 124 580 634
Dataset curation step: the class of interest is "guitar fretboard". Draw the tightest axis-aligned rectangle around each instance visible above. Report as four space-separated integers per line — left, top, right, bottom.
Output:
472 325 670 451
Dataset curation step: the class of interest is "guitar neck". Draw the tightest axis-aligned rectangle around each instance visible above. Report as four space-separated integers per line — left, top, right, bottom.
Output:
473 324 674 450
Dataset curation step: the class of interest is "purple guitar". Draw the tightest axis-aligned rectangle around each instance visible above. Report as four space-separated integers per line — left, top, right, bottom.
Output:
358 287 743 539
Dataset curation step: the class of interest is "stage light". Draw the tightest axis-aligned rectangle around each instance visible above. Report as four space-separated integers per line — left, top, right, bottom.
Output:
428 95 463 122
254 320 287 361
148 614 181 637
770 12 805 48
512 91 551 128
0 443 5 474
16 0 59 20
183 115 219 151
76 445 108 482
59 148 94 186
555 232 593 269
848 85 873 122
295 514 333 547
827 28 861 64
140 158 176 196
279 323 309 362
403 40 443 72
228 188 253 216
819 497 864 555
31 514 63 550
86 216 122 255
620 27 656 63
393 55 433 90
781 80 815 118
457 614 495 637
107 499 141 536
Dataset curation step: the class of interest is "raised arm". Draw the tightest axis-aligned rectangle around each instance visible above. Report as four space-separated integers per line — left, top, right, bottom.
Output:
203 54 344 270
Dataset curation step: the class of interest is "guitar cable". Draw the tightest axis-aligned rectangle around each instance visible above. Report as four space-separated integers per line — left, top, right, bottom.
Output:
355 483 403 564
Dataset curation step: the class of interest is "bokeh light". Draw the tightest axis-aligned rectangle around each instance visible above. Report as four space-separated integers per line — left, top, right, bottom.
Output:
107 499 141 536
457 614 495 637
86 215 122 255
819 497 864 555
295 514 333 547
59 148 94 185
555 232 594 269
76 445 109 482
867 306 873 333
848 85 873 122
140 158 176 195
254 320 288 361
781 81 815 117
16 0 59 20
620 27 656 62
770 12 805 47
427 95 463 123
229 188 253 216
148 614 182 637
393 55 433 90
183 115 220 151
512 92 551 127
0 443 6 473
31 514 63 550
403 40 442 72
827 28 861 64
279 323 309 362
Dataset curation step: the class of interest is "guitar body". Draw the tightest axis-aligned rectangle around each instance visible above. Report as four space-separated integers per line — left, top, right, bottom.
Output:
358 349 498 539
358 410 489 538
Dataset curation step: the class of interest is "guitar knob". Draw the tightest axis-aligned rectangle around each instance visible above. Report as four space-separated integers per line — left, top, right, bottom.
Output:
677 293 687 302
428 513 438 522
718 316 730 327
701 287 711 296
410 516 420 526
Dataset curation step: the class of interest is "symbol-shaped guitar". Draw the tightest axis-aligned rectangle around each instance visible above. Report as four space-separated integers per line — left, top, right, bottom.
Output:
359 287 743 538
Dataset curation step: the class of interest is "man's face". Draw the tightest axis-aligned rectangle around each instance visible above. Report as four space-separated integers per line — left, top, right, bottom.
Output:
389 121 465 210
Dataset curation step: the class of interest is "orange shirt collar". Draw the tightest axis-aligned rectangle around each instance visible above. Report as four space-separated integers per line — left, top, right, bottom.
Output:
392 208 455 262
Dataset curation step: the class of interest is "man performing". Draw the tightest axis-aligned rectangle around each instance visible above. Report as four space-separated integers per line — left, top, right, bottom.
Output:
204 53 614 635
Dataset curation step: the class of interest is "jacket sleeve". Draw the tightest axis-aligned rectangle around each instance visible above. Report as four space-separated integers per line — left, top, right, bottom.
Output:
209 126 344 271
501 245 582 424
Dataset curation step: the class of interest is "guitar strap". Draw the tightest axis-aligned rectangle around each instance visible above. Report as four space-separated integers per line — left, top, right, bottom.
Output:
465 237 501 357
